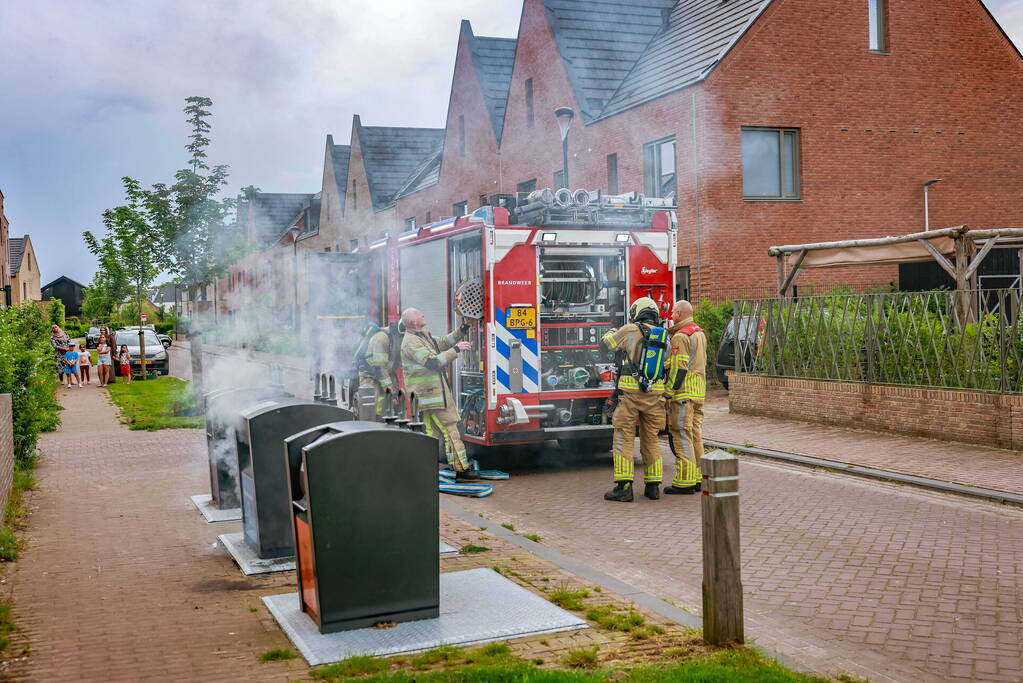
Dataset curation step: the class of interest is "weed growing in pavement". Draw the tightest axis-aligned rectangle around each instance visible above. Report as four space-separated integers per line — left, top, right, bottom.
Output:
0 603 14 653
548 582 590 611
459 543 489 554
248 607 257 613
522 533 542 543
630 624 666 640
312 654 389 679
259 648 297 662
462 643 516 666
564 645 600 668
501 522 515 531
743 441 756 448
411 645 464 669
585 604 646 632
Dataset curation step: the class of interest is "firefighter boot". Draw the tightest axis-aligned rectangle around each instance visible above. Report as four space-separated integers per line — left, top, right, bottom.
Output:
664 484 699 495
644 482 661 500
603 481 633 502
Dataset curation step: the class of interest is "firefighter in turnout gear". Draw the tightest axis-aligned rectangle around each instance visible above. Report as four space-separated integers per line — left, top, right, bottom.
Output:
399 308 479 479
599 297 668 502
358 324 396 416
663 300 707 495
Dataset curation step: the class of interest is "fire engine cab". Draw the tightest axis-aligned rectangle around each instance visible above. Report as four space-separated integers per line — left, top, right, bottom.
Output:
367 189 677 453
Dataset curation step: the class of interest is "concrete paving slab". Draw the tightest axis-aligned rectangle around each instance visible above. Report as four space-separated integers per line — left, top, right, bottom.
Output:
263 568 587 665
190 494 242 523
219 532 295 575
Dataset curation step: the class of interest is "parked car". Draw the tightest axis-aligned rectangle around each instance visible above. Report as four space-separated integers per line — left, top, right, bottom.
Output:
715 315 762 390
121 324 172 349
85 327 101 349
113 330 170 376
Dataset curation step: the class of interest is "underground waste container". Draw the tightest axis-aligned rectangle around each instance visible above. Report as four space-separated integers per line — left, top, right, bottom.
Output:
204 386 293 509
235 400 353 559
284 421 439 633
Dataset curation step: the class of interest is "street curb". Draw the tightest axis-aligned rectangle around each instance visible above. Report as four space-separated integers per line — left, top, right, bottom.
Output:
704 439 1023 507
439 499 813 675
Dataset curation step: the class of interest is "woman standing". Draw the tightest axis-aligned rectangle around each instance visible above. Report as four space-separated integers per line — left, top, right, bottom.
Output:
50 325 71 383
99 327 117 384
96 335 112 387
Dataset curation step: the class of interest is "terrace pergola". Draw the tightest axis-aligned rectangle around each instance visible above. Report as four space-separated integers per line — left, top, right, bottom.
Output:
768 226 1023 321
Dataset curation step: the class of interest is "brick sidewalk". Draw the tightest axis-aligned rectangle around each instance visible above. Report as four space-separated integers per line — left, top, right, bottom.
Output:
703 392 1023 496
0 383 703 681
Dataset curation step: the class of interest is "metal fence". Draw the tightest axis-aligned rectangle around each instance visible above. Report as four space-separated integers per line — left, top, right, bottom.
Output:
733 288 1023 394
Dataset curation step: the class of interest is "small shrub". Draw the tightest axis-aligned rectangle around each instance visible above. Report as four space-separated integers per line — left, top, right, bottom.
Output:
564 645 599 669
459 543 489 554
522 533 542 543
259 648 297 662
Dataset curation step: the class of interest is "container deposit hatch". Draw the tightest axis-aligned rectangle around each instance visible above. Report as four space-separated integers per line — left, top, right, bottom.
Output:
222 400 353 573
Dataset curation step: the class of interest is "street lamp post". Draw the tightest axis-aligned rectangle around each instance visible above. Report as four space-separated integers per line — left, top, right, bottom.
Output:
923 178 943 232
555 106 575 189
288 227 301 330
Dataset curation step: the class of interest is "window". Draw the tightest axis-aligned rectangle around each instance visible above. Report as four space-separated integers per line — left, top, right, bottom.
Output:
324 247 332 252
458 115 466 156
606 153 619 194
350 238 360 252
868 0 887 52
453 201 468 217
517 179 536 196
479 194 488 207
643 136 676 199
351 179 358 211
525 78 534 129
405 217 416 231
554 170 566 189
741 127 800 199
425 211 432 223
675 266 690 303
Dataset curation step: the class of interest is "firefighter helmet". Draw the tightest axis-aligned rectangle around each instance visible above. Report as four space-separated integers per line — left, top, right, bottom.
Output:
628 297 659 323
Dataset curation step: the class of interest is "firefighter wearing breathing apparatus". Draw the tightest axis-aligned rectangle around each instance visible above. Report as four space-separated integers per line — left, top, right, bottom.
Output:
355 324 397 416
663 300 707 495
600 297 669 502
399 308 479 479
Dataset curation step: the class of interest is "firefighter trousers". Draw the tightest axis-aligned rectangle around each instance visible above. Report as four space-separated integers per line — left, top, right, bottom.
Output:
422 403 470 472
358 373 391 416
611 390 664 483
667 399 704 487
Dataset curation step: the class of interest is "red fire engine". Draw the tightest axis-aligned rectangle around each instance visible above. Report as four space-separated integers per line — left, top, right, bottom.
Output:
365 189 677 452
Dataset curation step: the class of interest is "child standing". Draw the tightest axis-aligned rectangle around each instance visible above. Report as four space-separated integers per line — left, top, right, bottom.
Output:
96 335 112 387
78 343 92 385
118 345 132 384
64 347 81 388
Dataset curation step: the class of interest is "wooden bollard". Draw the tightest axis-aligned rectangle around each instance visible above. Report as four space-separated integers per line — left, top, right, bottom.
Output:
701 449 744 645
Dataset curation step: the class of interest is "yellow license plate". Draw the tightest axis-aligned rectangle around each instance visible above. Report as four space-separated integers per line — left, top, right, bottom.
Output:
506 307 536 329
725 369 735 376
136 360 153 365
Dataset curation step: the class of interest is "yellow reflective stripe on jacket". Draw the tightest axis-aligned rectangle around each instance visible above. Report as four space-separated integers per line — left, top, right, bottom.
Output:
679 372 706 401
617 375 665 392
664 351 690 400
601 330 620 351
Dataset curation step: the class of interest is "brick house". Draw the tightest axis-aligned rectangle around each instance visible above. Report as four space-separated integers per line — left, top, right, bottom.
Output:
9 235 41 304
227 0 1022 306
0 190 10 306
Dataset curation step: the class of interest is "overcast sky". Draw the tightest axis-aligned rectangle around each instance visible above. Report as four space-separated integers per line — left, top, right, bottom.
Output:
1 1 1020 288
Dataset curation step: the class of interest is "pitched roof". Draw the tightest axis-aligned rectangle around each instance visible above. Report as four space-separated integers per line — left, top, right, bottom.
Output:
243 192 316 247
600 0 770 117
542 0 677 122
394 149 443 200
465 22 517 145
355 117 445 211
42 276 86 291
328 136 352 211
9 237 25 275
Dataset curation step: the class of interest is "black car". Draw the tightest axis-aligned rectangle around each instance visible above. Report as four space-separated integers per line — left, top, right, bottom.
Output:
85 327 101 348
715 315 761 390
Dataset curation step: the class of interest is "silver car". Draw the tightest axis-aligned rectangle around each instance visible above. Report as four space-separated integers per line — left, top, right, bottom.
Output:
113 330 170 376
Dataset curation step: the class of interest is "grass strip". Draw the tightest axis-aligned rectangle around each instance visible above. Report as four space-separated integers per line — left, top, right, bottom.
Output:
106 377 203 430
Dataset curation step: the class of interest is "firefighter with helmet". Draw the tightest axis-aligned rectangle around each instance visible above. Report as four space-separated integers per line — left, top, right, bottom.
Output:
599 297 668 502
357 323 398 416
399 308 480 479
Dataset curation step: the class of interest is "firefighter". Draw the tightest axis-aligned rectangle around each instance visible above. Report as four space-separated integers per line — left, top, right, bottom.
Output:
399 308 479 479
600 297 667 502
663 300 707 495
358 323 397 416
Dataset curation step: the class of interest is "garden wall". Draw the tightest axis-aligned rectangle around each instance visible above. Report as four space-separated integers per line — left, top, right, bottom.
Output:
0 395 13 513
729 375 1023 450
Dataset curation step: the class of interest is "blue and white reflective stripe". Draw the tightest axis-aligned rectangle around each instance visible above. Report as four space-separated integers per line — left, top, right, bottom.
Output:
493 307 539 394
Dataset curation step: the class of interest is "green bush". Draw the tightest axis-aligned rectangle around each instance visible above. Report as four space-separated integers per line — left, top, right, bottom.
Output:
47 299 65 327
0 303 61 467
154 322 175 335
693 298 733 384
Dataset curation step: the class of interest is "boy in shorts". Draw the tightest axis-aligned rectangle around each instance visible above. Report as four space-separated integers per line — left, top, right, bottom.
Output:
64 347 81 388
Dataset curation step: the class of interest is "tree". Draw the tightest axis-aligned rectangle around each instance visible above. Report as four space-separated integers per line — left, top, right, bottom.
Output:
155 96 240 312
48 299 65 327
84 177 162 329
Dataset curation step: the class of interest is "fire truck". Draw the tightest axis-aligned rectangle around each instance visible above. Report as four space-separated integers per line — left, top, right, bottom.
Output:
363 189 677 453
